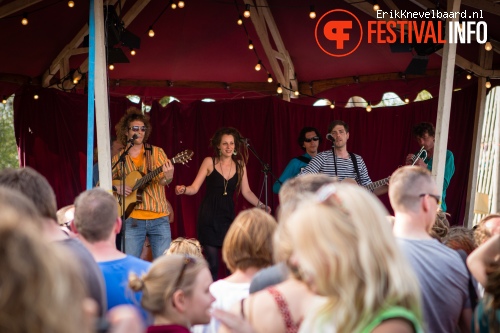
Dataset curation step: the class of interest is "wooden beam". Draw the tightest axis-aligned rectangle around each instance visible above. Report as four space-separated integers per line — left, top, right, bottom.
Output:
244 0 297 101
0 0 42 19
432 0 461 211
436 50 500 78
465 46 493 227
462 0 500 17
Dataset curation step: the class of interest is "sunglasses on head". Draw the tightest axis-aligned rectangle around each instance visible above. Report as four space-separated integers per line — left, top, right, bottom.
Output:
304 136 320 143
129 126 147 132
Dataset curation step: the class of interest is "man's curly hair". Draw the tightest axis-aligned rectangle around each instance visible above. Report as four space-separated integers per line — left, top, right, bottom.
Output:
412 122 435 138
115 107 152 146
474 213 500 246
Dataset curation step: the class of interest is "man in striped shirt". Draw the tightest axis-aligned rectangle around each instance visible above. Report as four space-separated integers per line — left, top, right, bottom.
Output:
112 108 174 259
299 120 387 195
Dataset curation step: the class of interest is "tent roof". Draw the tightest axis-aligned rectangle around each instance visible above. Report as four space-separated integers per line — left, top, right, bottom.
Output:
0 0 498 103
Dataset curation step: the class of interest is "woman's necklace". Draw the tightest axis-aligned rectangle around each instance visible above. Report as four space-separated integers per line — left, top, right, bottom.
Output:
220 159 232 196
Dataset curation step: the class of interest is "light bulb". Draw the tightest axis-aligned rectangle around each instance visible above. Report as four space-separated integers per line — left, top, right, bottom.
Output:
248 40 254 50
267 74 273 83
237 16 243 25
404 97 410 104
485 41 492 51
148 27 155 37
466 73 472 80
277 85 282 94
309 6 316 19
373 2 380 11
170 0 177 9
330 102 335 109
2 96 7 104
68 1 75 7
244 4 251 18
109 64 115 70
73 78 79 84
34 94 39 100
255 61 261 71
485 78 491 88
366 103 372 112
178 1 185 8
130 49 136 56
294 90 299 96
21 13 28 26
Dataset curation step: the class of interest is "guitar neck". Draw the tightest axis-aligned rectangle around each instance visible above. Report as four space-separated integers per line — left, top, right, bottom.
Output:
132 155 186 191
364 177 389 191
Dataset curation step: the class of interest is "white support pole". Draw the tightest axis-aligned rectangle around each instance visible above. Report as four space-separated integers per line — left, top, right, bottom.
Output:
433 0 460 207
94 0 112 191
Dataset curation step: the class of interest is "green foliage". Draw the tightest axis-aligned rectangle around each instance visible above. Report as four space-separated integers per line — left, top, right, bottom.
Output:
0 96 19 169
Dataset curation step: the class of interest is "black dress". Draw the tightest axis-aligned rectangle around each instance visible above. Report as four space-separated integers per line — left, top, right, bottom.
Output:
197 158 238 247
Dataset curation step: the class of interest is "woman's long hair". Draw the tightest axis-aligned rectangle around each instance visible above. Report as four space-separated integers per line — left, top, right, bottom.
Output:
286 183 422 333
210 127 249 196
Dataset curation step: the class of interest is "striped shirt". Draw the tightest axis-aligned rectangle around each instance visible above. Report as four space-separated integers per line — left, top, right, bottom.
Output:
112 145 169 217
299 150 372 186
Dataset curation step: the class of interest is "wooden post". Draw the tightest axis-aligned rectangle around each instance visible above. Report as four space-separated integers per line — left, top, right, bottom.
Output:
432 0 460 211
465 48 492 227
94 0 112 191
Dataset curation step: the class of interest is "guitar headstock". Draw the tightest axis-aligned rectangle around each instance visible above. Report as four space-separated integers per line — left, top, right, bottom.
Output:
171 150 194 165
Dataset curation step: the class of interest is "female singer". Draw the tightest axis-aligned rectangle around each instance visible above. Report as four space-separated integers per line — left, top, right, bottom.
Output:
175 127 270 280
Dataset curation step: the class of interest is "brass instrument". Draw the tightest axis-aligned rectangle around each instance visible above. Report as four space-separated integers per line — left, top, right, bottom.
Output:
411 146 427 165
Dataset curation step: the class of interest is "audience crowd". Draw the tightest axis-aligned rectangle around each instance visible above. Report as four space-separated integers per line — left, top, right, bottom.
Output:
1 165 500 333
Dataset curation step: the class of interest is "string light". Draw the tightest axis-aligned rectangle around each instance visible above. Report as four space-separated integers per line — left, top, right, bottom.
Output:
170 0 177 9
485 77 491 88
68 1 75 7
34 94 39 100
178 1 185 8
309 5 316 19
404 96 410 104
243 4 251 18
267 74 273 83
2 96 7 104
466 72 472 80
294 90 299 96
277 84 283 94
485 41 492 51
130 49 136 56
21 13 28 25
148 26 155 37
366 102 372 112
373 1 380 11
109 63 115 70
330 101 335 109
248 40 254 50
255 60 262 71
237 16 243 25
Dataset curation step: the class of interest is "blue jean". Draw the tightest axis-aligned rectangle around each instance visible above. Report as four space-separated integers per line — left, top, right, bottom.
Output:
124 216 171 259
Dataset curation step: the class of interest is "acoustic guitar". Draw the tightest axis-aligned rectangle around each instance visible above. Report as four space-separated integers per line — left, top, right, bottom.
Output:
113 149 194 219
342 176 390 193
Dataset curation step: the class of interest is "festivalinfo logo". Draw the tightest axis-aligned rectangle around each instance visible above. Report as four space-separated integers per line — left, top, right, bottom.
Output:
315 9 487 57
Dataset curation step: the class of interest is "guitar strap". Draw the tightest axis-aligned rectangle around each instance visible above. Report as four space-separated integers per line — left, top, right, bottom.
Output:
294 155 311 164
349 152 361 184
144 143 154 174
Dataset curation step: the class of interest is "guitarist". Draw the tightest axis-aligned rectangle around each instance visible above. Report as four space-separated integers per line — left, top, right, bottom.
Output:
112 108 175 259
272 126 322 194
300 120 388 196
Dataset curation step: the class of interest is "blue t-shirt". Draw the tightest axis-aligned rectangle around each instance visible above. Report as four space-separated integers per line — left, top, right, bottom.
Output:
273 153 312 194
99 255 152 323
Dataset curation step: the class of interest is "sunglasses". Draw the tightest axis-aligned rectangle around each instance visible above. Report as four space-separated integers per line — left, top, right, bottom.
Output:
419 193 442 205
172 255 197 294
304 136 320 143
129 126 147 132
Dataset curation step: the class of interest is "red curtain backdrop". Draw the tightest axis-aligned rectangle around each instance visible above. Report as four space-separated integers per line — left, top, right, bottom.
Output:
14 83 477 237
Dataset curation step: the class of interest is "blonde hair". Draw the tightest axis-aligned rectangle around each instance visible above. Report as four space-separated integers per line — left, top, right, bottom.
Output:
222 208 277 273
389 166 433 213
0 205 90 333
474 213 500 245
287 183 422 333
128 254 208 315
165 237 203 258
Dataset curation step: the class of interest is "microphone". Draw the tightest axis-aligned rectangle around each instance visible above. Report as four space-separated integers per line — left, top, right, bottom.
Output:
326 133 335 142
128 134 138 143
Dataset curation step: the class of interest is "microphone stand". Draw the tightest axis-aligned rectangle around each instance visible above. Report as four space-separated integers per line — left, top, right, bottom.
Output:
241 140 278 210
111 140 134 252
